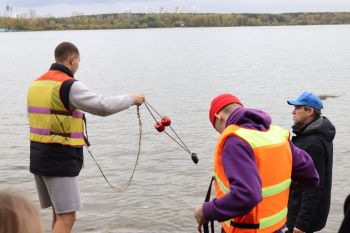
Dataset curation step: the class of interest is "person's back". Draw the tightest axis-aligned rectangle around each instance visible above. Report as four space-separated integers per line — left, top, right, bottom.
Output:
287 92 335 232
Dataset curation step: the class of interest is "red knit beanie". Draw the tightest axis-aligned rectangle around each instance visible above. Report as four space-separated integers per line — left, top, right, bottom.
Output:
209 94 243 127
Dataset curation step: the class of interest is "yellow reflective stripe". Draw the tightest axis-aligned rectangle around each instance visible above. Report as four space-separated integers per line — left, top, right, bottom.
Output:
235 125 289 148
30 133 85 146
259 207 287 229
224 219 231 227
262 179 291 197
214 174 230 194
214 177 291 203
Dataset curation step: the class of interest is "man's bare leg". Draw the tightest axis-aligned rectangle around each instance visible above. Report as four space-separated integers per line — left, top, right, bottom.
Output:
52 208 57 230
52 211 76 233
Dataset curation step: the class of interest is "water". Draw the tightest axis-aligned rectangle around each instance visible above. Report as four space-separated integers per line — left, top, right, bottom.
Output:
0 25 349 232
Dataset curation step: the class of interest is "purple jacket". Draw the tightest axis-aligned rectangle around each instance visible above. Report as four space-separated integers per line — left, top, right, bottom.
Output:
203 107 319 230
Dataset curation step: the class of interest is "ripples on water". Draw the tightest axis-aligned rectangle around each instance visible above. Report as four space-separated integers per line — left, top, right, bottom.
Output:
0 25 349 232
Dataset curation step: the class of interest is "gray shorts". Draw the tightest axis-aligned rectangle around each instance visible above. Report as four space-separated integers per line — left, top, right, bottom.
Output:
34 175 82 214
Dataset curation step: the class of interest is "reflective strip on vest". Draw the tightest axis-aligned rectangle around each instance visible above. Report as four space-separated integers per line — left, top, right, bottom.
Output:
30 127 84 139
28 106 84 118
234 126 289 148
215 176 291 197
259 207 287 229
214 174 230 194
223 208 288 229
262 178 291 197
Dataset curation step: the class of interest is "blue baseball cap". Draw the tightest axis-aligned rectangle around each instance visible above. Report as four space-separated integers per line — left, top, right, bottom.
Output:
287 91 323 110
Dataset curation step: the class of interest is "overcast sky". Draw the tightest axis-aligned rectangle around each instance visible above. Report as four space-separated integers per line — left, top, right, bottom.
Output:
1 0 350 17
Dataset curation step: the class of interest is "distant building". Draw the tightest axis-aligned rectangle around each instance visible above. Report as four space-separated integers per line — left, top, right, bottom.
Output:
159 7 166 14
175 6 181 14
4 5 13 17
16 12 28 19
29 9 36 19
191 6 199 13
1 5 38 19
123 8 131 14
145 7 153 14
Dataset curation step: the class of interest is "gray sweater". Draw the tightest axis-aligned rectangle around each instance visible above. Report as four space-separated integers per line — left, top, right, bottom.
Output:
69 81 135 116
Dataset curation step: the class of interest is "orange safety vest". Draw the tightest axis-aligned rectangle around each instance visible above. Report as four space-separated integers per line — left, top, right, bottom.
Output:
27 70 86 147
214 124 292 233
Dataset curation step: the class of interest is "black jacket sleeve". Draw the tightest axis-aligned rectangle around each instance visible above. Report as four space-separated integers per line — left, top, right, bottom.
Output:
339 195 350 233
294 142 325 231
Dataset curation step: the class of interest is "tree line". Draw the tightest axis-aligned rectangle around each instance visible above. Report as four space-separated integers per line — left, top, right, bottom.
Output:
1 12 350 31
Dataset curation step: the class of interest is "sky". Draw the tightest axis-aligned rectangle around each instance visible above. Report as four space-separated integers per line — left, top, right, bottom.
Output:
1 0 350 17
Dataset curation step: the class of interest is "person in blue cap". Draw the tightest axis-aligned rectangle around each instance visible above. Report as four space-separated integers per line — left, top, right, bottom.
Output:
338 194 350 233
286 91 336 233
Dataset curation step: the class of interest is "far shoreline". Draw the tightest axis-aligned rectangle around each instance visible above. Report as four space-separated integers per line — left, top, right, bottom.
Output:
1 12 350 32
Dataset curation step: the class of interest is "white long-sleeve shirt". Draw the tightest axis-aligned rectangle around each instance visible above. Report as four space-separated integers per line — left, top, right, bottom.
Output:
69 81 135 116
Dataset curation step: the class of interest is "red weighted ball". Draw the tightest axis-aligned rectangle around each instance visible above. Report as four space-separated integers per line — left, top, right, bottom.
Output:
161 116 171 126
155 121 165 132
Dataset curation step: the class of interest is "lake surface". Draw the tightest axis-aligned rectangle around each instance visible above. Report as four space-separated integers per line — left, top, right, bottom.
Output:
0 25 349 232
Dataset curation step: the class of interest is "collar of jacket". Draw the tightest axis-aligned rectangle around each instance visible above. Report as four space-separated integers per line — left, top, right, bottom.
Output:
50 63 74 78
292 115 321 135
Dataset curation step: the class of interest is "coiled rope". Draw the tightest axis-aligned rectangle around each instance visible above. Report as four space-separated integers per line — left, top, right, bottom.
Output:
86 100 197 191
85 106 142 191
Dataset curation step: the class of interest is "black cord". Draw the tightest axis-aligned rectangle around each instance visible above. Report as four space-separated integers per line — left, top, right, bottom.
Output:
144 100 192 155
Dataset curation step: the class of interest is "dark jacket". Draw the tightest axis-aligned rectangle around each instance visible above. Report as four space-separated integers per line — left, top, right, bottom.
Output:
287 116 335 232
339 194 350 233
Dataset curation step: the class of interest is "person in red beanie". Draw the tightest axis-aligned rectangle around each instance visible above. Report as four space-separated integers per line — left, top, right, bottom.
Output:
193 93 319 233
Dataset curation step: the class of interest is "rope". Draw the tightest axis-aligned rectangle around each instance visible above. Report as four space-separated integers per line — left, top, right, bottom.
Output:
163 130 190 153
86 100 196 191
145 100 163 118
144 100 191 155
168 125 191 153
144 101 158 123
85 106 142 191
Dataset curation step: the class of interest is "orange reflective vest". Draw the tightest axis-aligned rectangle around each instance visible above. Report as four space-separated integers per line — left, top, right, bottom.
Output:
27 70 85 147
214 124 292 233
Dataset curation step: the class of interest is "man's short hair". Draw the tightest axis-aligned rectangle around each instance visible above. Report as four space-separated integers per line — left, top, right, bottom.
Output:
54 42 79 63
304 106 322 117
313 108 322 117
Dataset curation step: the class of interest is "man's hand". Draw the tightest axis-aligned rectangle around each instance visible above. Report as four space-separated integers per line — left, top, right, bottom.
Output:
194 204 207 233
293 227 305 233
133 93 145 106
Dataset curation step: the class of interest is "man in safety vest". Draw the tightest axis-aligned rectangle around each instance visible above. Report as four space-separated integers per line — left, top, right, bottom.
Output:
27 42 144 233
194 93 319 233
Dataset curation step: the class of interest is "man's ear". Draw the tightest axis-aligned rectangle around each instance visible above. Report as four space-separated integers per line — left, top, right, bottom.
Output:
306 107 314 117
214 113 222 121
68 56 74 65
